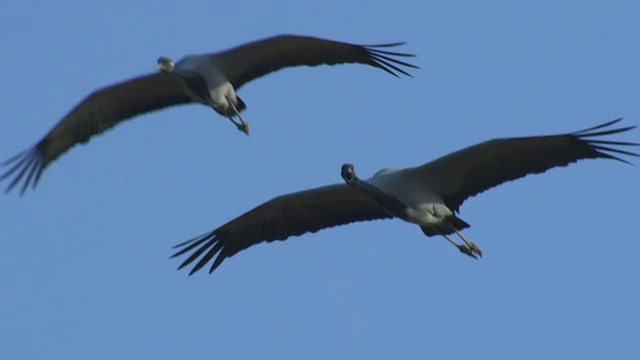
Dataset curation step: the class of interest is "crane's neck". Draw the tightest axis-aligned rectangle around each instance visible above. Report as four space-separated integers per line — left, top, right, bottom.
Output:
347 177 410 220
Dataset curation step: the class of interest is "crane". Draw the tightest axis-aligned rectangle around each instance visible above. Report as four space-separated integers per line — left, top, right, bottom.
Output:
171 119 638 275
1 34 416 195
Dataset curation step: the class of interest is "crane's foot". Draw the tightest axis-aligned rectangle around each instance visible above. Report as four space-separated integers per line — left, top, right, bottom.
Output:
237 120 250 136
457 245 479 260
227 117 250 136
468 242 482 258
452 228 482 258
236 121 250 136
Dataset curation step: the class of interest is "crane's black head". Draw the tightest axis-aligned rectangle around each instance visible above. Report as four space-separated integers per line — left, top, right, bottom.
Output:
156 57 175 73
341 163 356 184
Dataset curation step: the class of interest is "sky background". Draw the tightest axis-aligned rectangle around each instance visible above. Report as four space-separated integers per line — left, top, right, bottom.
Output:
1 1 639 359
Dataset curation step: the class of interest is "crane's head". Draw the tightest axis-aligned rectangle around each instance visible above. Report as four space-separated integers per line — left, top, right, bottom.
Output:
341 164 356 184
156 57 175 73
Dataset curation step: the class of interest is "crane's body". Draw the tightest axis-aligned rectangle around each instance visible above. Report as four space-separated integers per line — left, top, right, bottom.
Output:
343 165 478 257
159 55 249 133
363 168 455 226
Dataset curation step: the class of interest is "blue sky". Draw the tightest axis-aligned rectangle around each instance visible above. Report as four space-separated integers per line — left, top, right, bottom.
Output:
1 1 639 359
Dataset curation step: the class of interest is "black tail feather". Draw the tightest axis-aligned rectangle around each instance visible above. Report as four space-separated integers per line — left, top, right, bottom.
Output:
420 216 470 237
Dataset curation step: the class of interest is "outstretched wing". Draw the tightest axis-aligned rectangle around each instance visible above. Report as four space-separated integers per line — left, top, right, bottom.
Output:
406 118 639 212
1 73 192 195
171 184 392 275
213 34 418 89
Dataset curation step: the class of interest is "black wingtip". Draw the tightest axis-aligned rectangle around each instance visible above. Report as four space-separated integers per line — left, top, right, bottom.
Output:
363 43 418 78
170 231 226 276
1 146 46 196
572 117 624 135
573 118 640 164
361 42 408 49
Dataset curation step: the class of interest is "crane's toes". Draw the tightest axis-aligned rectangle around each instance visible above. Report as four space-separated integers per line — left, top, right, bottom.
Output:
457 245 478 260
468 242 483 258
237 123 250 136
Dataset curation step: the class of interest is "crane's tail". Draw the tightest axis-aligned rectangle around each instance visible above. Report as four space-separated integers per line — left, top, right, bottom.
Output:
420 215 470 237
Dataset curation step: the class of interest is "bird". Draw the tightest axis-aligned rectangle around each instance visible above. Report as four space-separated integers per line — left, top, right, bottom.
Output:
0 34 417 195
171 118 638 275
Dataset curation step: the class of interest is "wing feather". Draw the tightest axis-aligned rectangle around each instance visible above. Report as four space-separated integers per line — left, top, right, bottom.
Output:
1 73 192 195
170 184 392 275
406 118 639 212
213 34 418 89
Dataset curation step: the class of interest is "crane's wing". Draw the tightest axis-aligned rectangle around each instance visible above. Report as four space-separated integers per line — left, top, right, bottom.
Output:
171 184 392 275
213 34 418 89
405 118 639 212
1 73 192 195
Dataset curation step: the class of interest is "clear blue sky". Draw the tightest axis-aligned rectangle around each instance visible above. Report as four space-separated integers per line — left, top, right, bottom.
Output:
1 1 639 359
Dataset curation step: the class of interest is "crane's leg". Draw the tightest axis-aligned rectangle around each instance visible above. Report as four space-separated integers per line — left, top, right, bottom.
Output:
453 229 482 258
229 102 250 136
439 232 478 259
